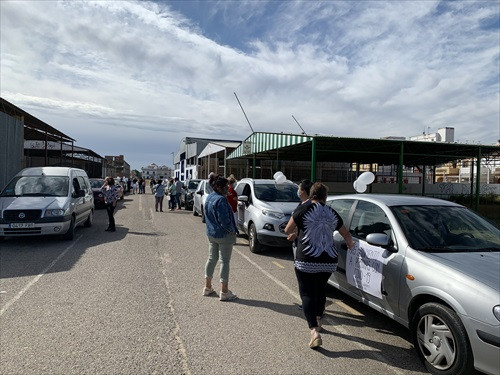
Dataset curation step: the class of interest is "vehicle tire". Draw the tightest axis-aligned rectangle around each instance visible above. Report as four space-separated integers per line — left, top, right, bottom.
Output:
411 302 474 375
201 205 206 223
62 217 75 241
84 210 93 227
249 223 263 253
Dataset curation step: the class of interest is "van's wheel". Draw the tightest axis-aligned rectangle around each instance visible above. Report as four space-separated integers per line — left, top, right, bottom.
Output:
201 205 206 223
84 211 93 227
411 302 473 375
63 217 75 241
249 223 263 253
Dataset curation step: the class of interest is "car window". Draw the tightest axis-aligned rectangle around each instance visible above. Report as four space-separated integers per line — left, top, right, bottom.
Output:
327 199 355 224
77 176 88 191
349 201 392 240
188 181 199 189
254 183 300 202
391 205 500 251
90 180 104 189
235 182 247 196
0 176 69 197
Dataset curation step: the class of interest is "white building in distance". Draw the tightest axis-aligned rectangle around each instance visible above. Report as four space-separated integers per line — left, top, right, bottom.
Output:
409 127 454 143
141 163 173 180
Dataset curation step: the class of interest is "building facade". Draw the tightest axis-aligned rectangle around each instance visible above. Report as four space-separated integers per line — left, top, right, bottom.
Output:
141 163 173 180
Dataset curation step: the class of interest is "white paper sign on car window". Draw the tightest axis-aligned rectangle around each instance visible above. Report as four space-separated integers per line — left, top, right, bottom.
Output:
346 240 389 299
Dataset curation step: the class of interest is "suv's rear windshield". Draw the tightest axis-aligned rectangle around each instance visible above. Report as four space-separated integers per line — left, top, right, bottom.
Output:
1 176 69 197
254 183 300 202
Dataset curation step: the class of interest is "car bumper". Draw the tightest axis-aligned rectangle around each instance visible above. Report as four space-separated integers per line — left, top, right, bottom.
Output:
256 231 291 247
461 315 500 375
0 219 72 237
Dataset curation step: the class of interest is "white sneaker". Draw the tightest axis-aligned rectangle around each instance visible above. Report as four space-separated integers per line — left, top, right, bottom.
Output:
220 290 238 301
203 287 215 296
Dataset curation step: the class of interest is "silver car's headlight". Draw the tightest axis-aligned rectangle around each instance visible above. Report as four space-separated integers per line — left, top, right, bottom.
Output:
262 209 284 220
45 209 65 217
494 306 500 322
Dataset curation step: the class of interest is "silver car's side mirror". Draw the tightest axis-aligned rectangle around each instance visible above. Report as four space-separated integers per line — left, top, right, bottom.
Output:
238 195 249 202
366 233 393 249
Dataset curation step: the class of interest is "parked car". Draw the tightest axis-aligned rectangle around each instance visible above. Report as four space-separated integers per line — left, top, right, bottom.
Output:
89 179 106 208
0 167 94 241
181 179 201 210
234 178 300 253
193 180 212 223
325 194 500 375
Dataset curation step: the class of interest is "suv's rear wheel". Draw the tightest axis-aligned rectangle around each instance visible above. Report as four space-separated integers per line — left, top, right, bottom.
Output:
84 211 93 227
249 223 263 253
411 302 473 375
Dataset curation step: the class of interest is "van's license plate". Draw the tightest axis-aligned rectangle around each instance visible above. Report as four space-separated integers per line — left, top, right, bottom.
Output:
9 223 35 229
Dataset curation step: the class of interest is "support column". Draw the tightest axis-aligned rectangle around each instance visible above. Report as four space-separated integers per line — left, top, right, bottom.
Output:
311 137 317 181
475 148 481 211
470 159 474 207
422 165 426 196
398 142 404 194
252 154 256 179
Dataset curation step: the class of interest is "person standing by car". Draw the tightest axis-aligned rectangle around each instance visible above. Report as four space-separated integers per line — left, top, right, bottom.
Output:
226 175 238 223
174 177 183 210
100 177 119 232
287 179 313 256
203 174 239 301
153 179 166 212
168 178 177 210
285 182 355 349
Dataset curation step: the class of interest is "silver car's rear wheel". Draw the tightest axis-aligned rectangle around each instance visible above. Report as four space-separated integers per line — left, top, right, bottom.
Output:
411 303 473 375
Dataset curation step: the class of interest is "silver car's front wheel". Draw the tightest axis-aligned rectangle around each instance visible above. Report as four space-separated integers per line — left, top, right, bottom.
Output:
411 303 473 375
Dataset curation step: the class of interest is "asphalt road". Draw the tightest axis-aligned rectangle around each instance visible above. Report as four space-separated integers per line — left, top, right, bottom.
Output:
0 193 428 375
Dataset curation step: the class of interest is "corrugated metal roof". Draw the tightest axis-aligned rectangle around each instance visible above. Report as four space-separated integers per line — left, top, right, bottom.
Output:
227 132 312 159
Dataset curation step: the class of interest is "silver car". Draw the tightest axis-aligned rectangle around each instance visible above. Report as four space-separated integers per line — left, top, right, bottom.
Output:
326 194 500 375
0 167 94 241
235 178 300 253
193 180 212 223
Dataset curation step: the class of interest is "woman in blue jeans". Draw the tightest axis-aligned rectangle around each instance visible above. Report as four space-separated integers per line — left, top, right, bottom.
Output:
203 174 239 301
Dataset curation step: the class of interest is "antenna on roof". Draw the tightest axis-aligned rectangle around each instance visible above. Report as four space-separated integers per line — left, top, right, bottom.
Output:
234 92 255 133
292 115 307 135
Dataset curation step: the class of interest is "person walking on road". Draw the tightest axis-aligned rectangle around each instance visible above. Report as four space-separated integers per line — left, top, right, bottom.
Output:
287 179 313 257
100 177 119 232
226 175 238 224
153 179 166 212
203 174 239 301
285 182 355 349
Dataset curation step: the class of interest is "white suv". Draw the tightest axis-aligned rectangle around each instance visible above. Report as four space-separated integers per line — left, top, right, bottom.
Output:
235 178 300 253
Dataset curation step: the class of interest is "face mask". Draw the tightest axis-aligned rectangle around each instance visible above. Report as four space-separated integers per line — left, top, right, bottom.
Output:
297 190 301 198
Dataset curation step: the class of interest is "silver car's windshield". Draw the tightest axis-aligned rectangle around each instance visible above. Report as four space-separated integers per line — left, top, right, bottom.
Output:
391 205 500 252
0 176 69 197
254 184 300 202
188 181 199 190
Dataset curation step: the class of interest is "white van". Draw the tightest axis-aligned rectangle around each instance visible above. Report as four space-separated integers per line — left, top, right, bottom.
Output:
0 167 94 241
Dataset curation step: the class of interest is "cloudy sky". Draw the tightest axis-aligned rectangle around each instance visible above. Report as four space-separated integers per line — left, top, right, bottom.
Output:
1 0 499 171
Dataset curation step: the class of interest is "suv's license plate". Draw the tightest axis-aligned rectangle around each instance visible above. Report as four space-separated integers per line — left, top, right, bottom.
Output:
10 223 35 229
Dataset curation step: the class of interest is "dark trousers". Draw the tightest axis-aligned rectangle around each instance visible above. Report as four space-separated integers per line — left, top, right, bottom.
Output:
169 194 177 209
295 268 332 328
105 203 116 229
155 196 164 211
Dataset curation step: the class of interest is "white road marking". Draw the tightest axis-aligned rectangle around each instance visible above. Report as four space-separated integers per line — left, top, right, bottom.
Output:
271 261 285 269
0 235 82 317
335 300 363 316
236 248 404 375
